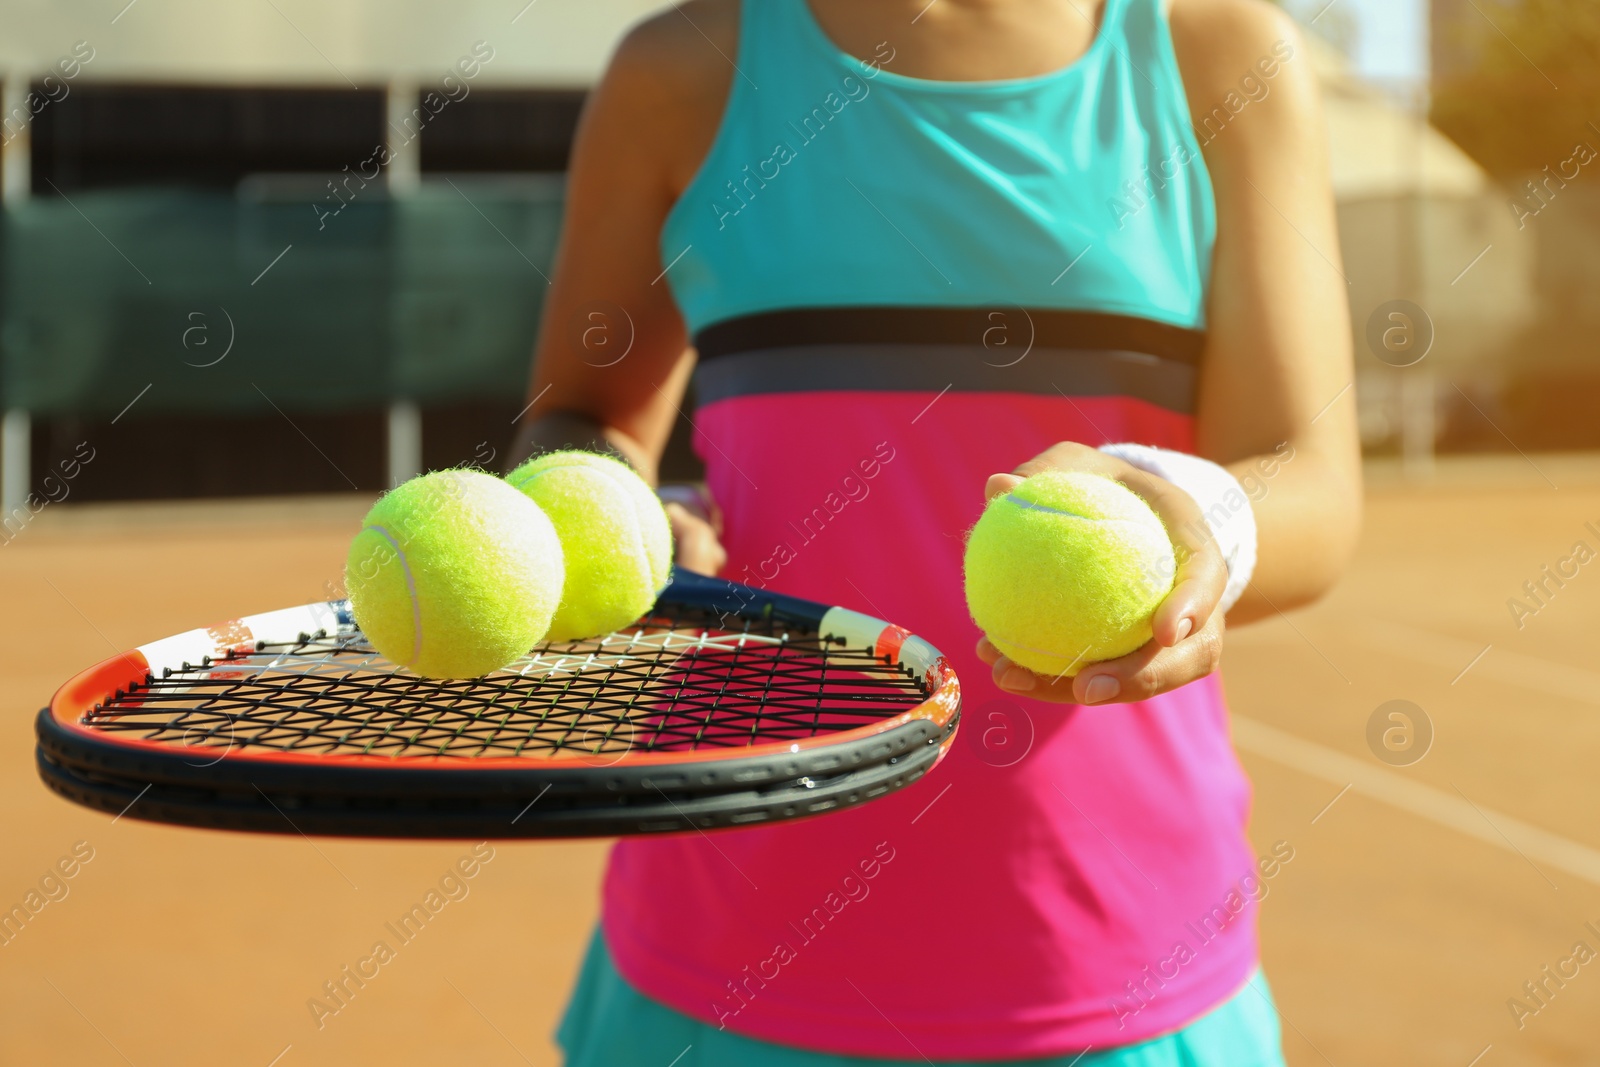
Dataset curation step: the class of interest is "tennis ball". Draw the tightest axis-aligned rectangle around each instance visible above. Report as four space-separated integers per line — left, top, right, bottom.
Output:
505 450 673 641
345 469 564 679
964 470 1176 678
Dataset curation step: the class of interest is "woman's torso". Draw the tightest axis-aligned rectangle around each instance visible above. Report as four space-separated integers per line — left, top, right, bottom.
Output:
601 0 1261 1057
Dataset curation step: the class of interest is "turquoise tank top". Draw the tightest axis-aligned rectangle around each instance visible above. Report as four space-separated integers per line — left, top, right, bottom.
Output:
660 0 1215 334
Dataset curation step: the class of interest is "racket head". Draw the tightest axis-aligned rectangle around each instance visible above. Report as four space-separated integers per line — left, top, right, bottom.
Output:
37 569 960 838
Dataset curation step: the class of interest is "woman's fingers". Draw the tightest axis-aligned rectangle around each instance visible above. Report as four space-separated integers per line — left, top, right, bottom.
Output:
984 610 1225 706
983 471 1025 501
1004 440 1107 482
664 501 727 575
986 652 1075 703
1111 467 1227 647
1151 548 1226 648
1070 609 1225 704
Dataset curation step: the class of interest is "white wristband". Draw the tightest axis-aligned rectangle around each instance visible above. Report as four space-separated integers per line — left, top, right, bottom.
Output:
1098 443 1258 615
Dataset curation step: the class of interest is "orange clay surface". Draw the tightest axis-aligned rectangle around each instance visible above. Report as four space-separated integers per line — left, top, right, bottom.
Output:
3 454 1599 1065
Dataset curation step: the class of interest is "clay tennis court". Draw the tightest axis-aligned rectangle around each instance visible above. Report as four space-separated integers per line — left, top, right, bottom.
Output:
2 452 1596 1066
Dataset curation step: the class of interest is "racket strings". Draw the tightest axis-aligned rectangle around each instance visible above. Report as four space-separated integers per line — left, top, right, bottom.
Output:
83 610 928 759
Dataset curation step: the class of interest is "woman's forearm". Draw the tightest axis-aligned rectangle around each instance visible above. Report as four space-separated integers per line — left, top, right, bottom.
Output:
1225 447 1361 625
506 411 663 486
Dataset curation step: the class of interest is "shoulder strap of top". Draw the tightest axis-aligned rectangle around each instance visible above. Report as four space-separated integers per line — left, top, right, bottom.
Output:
1111 0 1195 115
1115 0 1182 65
725 0 872 106
1087 0 1133 57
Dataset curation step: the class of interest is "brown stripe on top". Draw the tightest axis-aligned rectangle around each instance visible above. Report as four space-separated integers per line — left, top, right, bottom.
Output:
694 307 1206 365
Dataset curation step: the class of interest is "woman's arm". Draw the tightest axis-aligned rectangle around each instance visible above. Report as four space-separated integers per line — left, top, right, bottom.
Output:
1173 0 1363 623
981 0 1361 703
512 2 735 483
512 3 735 572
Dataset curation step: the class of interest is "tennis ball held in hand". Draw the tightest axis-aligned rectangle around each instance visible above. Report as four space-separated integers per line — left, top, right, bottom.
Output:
345 469 565 679
506 450 674 641
964 470 1177 678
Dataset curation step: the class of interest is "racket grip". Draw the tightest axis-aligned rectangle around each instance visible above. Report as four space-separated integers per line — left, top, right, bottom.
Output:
663 568 832 630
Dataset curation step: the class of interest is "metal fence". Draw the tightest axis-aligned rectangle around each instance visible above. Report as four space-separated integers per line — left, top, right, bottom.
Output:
0 176 562 507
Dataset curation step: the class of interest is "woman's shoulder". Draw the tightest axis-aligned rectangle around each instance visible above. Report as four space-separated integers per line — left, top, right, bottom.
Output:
611 0 739 83
1167 0 1301 60
1166 0 1319 150
1167 0 1307 94
597 0 739 194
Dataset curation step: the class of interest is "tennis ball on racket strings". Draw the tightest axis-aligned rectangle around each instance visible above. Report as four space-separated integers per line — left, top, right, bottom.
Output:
964 470 1176 678
345 469 565 679
506 450 673 641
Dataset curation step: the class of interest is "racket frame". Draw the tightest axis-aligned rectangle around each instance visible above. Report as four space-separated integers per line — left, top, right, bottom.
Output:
37 732 946 838
37 571 961 836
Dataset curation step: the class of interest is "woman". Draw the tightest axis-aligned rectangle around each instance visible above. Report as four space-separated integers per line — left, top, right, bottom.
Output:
513 0 1360 1063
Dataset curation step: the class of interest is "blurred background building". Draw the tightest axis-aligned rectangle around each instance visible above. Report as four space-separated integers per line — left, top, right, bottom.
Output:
0 0 1593 512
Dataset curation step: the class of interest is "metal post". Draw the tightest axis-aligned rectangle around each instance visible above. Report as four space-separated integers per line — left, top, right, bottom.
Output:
1400 370 1436 477
3 78 33 516
1 408 30 514
1 74 31 204
385 80 421 195
1399 78 1435 478
384 81 422 487
387 401 422 487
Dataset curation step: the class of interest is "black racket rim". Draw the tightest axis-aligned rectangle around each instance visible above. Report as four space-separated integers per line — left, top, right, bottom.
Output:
36 736 946 839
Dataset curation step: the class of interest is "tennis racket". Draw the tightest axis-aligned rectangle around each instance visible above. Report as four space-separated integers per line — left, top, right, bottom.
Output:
36 569 960 838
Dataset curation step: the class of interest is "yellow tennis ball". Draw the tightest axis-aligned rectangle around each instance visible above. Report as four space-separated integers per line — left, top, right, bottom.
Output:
345 469 564 679
505 450 673 641
964 470 1176 678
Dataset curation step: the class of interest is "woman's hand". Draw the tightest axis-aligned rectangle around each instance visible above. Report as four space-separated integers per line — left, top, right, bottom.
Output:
973 441 1228 706
659 485 727 576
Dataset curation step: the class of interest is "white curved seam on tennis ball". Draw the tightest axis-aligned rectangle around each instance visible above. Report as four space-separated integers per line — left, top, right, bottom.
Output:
363 524 421 668
515 460 650 568
506 456 618 492
502 463 543 491
1004 494 1174 548
1004 494 1096 520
